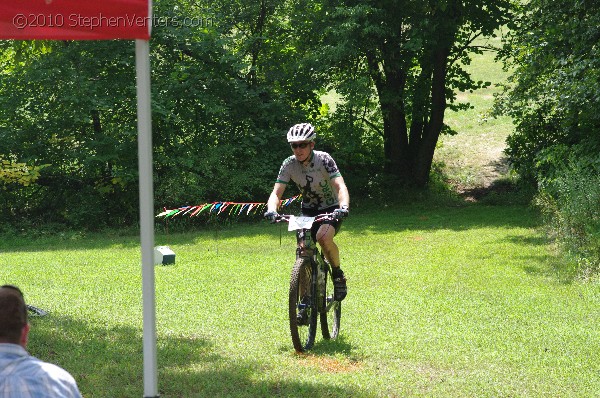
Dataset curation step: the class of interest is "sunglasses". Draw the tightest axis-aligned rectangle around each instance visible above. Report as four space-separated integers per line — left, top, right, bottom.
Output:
290 142 310 149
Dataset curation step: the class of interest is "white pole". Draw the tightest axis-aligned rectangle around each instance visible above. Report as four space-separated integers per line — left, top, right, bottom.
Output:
135 38 158 398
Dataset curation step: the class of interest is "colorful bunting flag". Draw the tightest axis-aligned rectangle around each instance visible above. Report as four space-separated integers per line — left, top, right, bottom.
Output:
156 195 302 219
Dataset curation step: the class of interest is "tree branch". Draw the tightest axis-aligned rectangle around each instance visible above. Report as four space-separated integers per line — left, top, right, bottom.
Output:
360 116 384 138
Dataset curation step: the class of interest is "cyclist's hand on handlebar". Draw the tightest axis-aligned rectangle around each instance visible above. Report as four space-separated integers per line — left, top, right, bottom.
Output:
264 210 279 222
333 205 349 220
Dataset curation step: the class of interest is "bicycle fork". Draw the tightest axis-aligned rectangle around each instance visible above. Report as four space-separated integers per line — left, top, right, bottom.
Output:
296 229 322 312
296 228 337 314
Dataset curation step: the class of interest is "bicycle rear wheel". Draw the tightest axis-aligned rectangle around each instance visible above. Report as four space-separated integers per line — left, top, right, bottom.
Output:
320 262 341 340
289 257 317 352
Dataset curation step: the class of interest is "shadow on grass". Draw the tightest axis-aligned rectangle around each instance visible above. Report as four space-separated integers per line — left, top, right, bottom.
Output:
504 234 549 247
520 255 579 285
276 334 355 357
504 234 579 284
311 334 354 356
348 203 540 234
0 202 542 254
28 315 372 398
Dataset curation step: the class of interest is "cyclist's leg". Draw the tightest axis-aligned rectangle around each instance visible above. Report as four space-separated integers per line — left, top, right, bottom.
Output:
316 223 340 267
315 220 347 301
304 206 347 300
306 205 341 265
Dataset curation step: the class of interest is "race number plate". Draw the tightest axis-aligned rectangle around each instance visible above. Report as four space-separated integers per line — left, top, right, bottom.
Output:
288 216 315 231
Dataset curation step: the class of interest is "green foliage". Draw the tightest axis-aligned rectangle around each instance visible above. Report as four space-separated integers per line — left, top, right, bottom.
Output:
0 0 518 228
0 0 317 229
0 156 46 187
495 0 600 273
0 38 141 228
535 159 600 278
308 0 514 186
496 0 600 183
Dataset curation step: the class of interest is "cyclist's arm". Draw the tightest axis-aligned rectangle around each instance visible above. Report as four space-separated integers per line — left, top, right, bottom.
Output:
332 176 350 209
267 182 287 212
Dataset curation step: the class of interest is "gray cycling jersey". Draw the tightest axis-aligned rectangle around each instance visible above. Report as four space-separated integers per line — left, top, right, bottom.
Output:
276 150 342 210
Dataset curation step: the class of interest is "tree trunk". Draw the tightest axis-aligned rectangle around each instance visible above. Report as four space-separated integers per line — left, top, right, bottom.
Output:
374 27 452 187
368 44 451 187
414 47 449 186
367 52 413 183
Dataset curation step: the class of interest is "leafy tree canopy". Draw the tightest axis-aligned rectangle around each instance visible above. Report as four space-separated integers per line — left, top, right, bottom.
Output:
496 0 600 183
306 0 514 186
0 0 517 228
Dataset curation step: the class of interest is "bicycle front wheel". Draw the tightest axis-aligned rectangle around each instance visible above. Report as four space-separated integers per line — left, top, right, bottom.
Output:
289 257 317 352
320 262 341 339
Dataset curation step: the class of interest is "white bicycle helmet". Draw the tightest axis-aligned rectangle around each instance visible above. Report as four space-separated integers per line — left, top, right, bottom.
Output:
287 123 316 142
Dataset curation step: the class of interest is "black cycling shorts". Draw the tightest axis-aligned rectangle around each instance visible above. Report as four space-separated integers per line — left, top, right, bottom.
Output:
301 205 343 241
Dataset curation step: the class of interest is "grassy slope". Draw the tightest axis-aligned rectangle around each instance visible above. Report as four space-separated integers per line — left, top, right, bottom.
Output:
434 32 514 192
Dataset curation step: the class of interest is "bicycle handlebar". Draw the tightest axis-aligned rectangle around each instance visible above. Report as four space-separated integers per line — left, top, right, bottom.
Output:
273 213 337 224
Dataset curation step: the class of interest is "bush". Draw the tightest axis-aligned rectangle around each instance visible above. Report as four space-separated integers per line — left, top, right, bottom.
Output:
535 162 600 279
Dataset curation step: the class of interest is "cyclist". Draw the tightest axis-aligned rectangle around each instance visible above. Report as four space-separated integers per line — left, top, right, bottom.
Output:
264 123 350 301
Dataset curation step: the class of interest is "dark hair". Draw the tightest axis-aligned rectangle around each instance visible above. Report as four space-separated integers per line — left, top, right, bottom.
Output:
0 285 28 343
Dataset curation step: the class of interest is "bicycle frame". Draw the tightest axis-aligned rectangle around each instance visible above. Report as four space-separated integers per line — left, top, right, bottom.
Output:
274 213 341 352
294 224 329 313
286 214 338 312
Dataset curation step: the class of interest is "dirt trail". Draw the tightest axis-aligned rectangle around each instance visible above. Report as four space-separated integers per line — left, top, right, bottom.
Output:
435 125 512 201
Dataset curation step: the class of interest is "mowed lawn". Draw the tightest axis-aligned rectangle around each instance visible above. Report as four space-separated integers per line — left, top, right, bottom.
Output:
1 203 598 397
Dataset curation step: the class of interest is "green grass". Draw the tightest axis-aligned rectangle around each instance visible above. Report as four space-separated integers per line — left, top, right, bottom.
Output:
434 31 515 190
1 204 599 397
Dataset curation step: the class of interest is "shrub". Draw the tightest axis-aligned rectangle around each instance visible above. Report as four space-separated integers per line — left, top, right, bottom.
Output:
535 161 600 279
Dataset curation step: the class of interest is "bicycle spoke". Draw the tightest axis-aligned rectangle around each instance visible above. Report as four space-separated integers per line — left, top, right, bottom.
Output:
320 262 341 340
289 258 317 352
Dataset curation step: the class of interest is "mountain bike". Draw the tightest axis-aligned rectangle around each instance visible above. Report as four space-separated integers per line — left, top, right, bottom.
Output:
273 213 341 352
